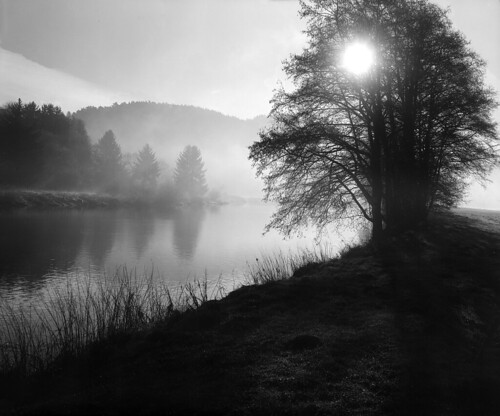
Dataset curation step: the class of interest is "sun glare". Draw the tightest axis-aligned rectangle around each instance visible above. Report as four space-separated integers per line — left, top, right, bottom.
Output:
341 42 375 75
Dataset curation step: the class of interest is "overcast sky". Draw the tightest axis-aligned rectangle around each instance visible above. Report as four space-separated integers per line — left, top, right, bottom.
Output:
1 0 498 118
1 0 499 207
0 0 306 118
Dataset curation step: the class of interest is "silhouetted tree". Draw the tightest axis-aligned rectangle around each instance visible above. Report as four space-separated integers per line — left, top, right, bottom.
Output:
132 144 161 192
249 0 498 242
174 145 208 202
39 109 92 189
93 130 125 193
0 99 92 189
0 99 42 187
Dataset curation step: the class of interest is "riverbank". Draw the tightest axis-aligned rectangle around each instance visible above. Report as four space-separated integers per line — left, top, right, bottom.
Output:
0 189 224 210
1 209 500 415
0 189 130 209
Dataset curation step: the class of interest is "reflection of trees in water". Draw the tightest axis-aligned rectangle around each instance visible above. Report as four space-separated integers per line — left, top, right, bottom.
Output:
128 209 156 259
83 210 120 266
0 210 86 288
173 207 205 260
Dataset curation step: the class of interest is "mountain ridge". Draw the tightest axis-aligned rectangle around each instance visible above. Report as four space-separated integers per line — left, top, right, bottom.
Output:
74 101 269 197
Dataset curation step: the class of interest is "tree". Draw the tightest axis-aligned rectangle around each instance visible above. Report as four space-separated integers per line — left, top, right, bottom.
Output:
93 130 125 193
132 144 161 192
39 114 92 189
0 99 92 189
174 145 208 201
249 0 498 242
0 99 42 187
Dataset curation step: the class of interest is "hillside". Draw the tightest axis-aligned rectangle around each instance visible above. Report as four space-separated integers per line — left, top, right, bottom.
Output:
2 209 500 415
74 102 269 198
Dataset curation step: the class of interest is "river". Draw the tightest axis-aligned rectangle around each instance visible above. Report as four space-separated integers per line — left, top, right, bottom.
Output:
0 203 361 307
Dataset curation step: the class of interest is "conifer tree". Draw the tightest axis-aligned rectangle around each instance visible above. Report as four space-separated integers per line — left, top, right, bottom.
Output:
174 145 208 201
93 130 125 193
132 144 161 191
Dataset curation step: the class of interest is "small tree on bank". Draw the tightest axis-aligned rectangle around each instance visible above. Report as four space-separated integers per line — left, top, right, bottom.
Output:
174 145 208 202
249 0 498 242
93 130 125 193
132 144 161 193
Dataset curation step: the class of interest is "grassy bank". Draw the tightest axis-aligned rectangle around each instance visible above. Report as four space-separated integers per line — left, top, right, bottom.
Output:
0 189 224 210
0 270 226 378
1 210 500 415
0 189 127 209
0 249 326 379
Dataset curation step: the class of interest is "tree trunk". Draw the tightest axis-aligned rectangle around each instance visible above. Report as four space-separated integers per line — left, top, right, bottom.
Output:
371 107 385 245
369 131 384 243
371 188 384 244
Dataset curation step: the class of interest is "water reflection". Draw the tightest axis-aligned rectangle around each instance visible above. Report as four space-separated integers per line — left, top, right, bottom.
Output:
0 210 85 288
128 209 157 259
173 207 205 260
0 204 351 303
82 210 120 266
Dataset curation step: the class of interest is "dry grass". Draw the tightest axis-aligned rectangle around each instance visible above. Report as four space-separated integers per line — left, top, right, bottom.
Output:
0 246 332 378
0 268 223 378
245 245 334 284
0 245 332 379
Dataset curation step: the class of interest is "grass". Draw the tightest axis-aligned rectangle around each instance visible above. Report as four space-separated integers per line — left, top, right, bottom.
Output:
0 189 124 209
0 245 331 380
0 268 224 379
2 211 500 415
245 245 335 285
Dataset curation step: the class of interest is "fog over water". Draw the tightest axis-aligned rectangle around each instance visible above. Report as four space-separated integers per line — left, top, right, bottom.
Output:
0 0 498 207
0 0 498 307
0 3 499 413
0 204 361 308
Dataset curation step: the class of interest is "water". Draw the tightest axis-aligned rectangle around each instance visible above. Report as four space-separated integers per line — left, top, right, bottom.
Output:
0 203 359 307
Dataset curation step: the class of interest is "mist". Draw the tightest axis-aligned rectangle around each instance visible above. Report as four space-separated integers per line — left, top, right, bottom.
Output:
74 102 269 199
1 1 500 414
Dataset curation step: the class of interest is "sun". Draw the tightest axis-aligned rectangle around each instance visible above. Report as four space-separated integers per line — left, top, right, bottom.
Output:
341 42 375 75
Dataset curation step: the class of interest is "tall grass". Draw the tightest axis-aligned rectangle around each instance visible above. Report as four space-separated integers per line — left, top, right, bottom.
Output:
246 245 334 285
0 268 223 378
0 246 333 378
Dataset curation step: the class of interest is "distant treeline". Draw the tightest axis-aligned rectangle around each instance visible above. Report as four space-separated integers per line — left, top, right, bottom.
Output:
0 100 214 205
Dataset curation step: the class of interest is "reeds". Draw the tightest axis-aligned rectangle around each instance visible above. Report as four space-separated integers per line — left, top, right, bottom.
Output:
246 245 333 285
0 268 222 378
0 247 333 379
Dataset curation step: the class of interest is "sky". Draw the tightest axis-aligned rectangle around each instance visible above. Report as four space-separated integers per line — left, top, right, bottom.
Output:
0 0 305 118
0 0 499 208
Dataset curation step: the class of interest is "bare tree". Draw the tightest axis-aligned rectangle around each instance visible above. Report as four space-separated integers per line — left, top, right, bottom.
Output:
250 0 498 242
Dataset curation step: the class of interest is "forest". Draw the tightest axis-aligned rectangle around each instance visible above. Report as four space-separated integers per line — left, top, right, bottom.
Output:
0 99 214 205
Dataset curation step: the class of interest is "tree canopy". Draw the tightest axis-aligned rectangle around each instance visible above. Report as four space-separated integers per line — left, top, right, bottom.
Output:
0 99 92 189
132 144 161 192
249 0 498 241
93 130 125 193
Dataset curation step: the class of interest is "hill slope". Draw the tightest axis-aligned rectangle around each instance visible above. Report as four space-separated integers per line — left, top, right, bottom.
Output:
74 102 268 197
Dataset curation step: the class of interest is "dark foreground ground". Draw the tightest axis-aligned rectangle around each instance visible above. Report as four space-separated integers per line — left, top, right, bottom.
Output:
1 210 500 415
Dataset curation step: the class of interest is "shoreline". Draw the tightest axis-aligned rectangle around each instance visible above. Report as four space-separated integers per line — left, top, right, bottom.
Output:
0 189 225 210
1 209 500 415
0 189 132 210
